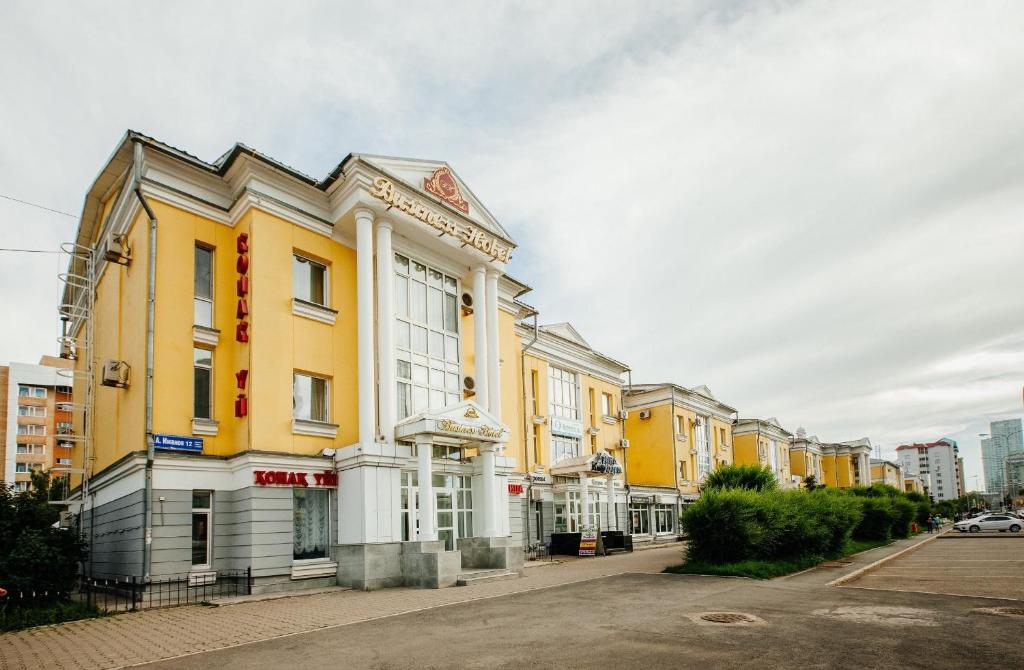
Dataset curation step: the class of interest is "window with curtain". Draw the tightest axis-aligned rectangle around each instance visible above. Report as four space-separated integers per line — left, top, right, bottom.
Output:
293 488 330 560
194 245 214 327
293 373 329 422
293 254 328 306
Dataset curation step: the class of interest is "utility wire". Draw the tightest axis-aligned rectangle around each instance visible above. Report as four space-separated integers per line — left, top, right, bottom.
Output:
0 193 77 218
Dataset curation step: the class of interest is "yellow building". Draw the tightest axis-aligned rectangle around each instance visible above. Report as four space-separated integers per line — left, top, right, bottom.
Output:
792 433 872 489
789 428 823 486
622 384 736 540
732 417 795 488
870 459 904 488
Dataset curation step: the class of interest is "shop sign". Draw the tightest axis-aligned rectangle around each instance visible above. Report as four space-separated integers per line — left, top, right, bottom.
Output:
234 232 250 418
528 471 551 484
154 434 203 453
369 177 512 263
589 451 623 474
254 470 338 487
550 417 583 439
436 418 506 441
579 527 598 557
630 495 654 504
508 483 524 495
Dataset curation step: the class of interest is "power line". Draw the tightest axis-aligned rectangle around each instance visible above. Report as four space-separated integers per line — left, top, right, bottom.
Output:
0 193 77 218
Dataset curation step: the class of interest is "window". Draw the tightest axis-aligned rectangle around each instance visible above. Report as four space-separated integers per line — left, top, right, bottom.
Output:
17 424 45 436
294 488 330 560
548 367 580 419
57 458 71 465
293 253 328 306
554 491 582 533
293 373 329 422
694 417 711 480
533 502 543 542
15 463 28 473
194 245 214 327
654 504 675 534
57 422 73 435
17 405 45 417
679 460 688 481
676 415 686 437
601 392 613 418
394 254 461 419
193 348 213 419
629 501 650 535
16 444 44 455
191 491 212 567
18 385 46 398
530 370 540 415
551 436 580 464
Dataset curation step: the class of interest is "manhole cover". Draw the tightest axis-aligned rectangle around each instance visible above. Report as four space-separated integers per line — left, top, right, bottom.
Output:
700 612 754 624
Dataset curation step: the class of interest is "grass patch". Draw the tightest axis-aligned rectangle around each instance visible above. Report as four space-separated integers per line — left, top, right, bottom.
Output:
665 537 893 580
0 600 107 632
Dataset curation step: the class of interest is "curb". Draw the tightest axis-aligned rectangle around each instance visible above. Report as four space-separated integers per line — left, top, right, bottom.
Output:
827 531 946 587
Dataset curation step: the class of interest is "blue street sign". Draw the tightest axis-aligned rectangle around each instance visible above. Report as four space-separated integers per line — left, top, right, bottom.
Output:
153 434 204 453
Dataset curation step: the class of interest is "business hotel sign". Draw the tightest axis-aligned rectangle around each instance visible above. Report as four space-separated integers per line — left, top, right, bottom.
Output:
369 176 512 263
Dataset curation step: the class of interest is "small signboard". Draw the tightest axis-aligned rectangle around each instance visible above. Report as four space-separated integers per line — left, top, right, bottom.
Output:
579 526 598 557
550 417 584 439
153 434 203 453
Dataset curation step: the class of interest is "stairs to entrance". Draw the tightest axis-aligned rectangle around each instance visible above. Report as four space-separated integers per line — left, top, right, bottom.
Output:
455 568 518 587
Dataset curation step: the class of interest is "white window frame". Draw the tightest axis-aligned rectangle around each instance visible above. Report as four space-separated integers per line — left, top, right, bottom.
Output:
194 244 214 328
17 405 46 418
551 436 581 465
293 372 330 423
293 487 331 561
654 503 676 534
695 416 711 480
548 366 580 420
193 347 213 420
600 392 612 418
394 253 461 419
17 424 46 436
18 385 46 398
293 253 329 307
191 490 213 569
629 501 651 535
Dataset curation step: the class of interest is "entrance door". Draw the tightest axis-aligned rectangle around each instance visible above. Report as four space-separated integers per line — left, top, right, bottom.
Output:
436 488 456 550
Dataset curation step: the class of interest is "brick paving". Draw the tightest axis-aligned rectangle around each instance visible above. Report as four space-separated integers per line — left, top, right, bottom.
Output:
0 545 683 670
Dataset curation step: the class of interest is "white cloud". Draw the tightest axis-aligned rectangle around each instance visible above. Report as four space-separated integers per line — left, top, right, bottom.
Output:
1 1 1021 488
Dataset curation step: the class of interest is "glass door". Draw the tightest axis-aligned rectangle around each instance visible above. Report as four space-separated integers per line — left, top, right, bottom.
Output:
436 488 455 550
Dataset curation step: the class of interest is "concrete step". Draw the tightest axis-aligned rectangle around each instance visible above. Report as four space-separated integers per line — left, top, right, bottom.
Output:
456 568 518 586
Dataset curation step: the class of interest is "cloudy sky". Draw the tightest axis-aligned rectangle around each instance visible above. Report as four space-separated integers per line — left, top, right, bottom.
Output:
1 1 1021 489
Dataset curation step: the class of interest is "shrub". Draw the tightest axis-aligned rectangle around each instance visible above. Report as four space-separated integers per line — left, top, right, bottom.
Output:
681 489 764 563
702 464 778 492
913 501 932 527
802 489 863 554
853 496 894 541
889 497 916 539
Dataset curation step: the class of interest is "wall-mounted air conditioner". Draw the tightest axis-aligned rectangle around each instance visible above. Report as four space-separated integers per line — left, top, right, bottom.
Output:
101 360 130 388
532 415 547 425
618 410 629 420
587 426 600 436
619 438 630 449
460 292 474 315
638 410 652 420
462 375 476 397
104 233 132 265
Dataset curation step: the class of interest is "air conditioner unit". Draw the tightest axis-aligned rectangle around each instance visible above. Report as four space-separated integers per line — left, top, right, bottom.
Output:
104 232 132 265
689 448 698 455
460 292 474 315
619 438 630 449
638 410 652 420
532 415 547 425
462 375 476 397
530 488 545 501
618 410 628 420
101 360 130 388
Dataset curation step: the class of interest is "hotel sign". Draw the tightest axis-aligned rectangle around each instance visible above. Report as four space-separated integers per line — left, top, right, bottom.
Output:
436 418 506 441
369 177 512 263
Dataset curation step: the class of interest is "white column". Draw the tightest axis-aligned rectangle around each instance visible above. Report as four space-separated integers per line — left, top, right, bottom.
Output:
580 473 590 530
481 444 498 537
485 269 501 417
417 435 435 541
471 265 488 410
606 475 615 531
376 220 395 445
355 208 376 448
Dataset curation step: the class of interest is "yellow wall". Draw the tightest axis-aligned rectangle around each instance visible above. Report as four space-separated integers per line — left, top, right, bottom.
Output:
733 433 758 467
624 403 677 489
837 454 853 488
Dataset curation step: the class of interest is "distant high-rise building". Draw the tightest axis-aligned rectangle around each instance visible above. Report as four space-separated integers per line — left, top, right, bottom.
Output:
1 356 74 492
896 438 960 501
981 418 1024 498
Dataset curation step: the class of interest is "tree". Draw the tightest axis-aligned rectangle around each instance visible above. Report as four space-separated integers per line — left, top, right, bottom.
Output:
0 472 86 596
803 475 822 491
702 464 778 492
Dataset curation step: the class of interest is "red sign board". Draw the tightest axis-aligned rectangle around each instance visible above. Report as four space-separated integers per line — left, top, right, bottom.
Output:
508 483 524 495
254 470 338 487
235 232 250 417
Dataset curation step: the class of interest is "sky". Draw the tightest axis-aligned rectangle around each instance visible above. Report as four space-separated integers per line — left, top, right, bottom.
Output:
1 1 1021 490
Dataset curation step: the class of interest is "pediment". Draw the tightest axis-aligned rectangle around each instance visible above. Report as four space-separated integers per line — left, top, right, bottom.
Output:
356 154 514 244
541 322 591 349
394 400 509 444
691 385 715 399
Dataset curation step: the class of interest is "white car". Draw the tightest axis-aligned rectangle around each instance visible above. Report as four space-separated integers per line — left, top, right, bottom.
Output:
954 514 1023 533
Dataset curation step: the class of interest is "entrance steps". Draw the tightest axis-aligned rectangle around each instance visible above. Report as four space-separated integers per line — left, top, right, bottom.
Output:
456 568 518 587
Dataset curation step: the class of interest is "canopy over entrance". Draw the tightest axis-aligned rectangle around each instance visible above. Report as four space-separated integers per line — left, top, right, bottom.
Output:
549 451 623 477
394 400 508 446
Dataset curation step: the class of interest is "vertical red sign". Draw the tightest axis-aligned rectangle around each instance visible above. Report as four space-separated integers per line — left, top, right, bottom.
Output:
235 232 250 418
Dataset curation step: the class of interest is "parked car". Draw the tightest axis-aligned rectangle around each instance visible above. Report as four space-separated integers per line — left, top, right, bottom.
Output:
954 514 1023 533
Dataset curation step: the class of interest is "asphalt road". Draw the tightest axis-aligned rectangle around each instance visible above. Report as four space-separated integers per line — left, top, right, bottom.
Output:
141 565 1024 669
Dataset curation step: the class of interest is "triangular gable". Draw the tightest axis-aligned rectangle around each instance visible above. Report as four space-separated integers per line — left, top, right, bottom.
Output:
356 154 514 244
540 322 591 349
394 399 508 444
691 385 715 399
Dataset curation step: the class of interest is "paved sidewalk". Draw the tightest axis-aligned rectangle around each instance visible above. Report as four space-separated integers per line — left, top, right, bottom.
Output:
0 545 683 670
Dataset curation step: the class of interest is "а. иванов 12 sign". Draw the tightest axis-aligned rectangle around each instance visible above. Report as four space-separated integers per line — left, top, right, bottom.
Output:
153 434 203 453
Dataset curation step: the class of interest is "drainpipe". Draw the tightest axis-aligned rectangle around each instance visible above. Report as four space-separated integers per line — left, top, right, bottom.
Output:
521 313 539 545
132 141 158 582
670 386 680 531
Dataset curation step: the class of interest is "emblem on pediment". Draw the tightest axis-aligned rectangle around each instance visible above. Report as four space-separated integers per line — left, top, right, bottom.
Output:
424 166 470 214
464 406 480 419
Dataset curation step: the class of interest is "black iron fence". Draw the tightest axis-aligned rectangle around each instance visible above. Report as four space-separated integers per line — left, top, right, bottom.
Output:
1 568 252 616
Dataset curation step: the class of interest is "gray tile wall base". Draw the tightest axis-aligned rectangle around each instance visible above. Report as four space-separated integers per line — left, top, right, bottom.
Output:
400 540 461 589
458 536 525 574
251 574 338 595
335 542 404 591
